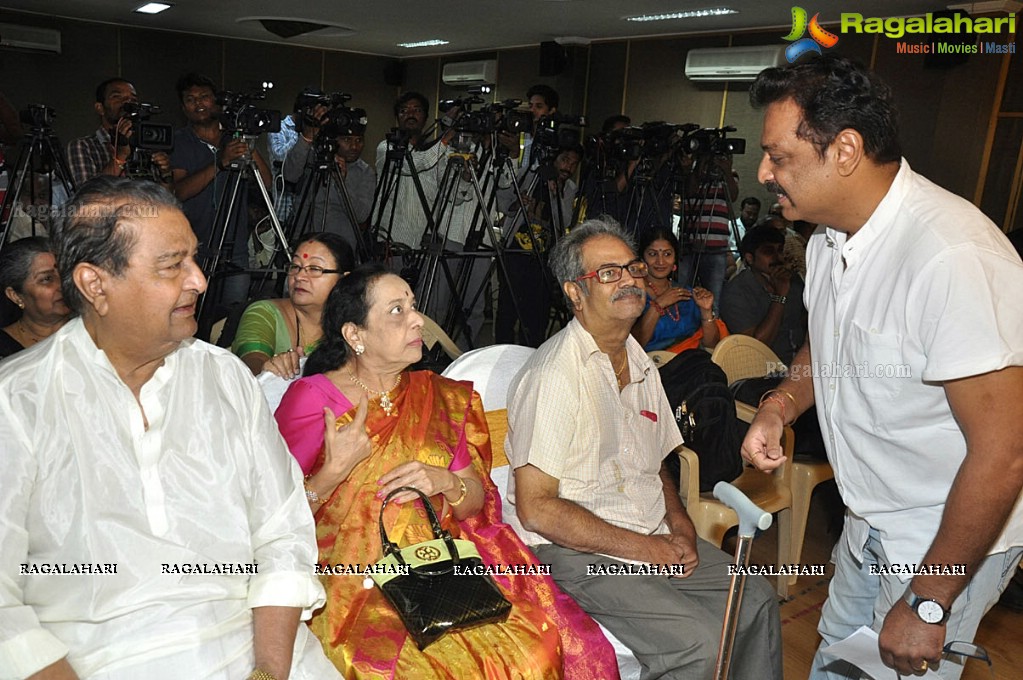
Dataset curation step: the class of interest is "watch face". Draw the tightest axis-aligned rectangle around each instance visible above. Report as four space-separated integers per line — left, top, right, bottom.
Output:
917 599 945 624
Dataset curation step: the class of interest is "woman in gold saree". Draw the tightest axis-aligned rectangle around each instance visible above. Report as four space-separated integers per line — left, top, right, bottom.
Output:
274 263 619 680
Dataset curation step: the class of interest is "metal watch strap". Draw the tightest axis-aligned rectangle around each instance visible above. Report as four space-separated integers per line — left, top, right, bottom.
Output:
769 294 787 305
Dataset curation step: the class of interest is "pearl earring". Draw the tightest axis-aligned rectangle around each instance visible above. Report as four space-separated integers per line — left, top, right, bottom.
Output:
354 344 365 355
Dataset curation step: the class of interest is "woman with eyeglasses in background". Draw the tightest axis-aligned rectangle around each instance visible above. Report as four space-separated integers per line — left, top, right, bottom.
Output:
232 232 355 377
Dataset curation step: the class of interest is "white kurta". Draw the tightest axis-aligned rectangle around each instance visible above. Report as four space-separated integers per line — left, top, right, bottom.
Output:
0 319 335 679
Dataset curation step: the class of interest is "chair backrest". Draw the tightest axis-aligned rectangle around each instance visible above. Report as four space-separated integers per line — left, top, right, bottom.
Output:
647 350 676 367
676 401 794 512
420 313 463 360
442 344 536 410
710 334 785 384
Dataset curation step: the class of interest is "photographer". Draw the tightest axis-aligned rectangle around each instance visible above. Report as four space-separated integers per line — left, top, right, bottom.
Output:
170 72 272 310
373 91 451 249
495 143 581 347
678 149 739 308
284 101 375 255
66 77 171 185
496 84 558 169
582 117 677 232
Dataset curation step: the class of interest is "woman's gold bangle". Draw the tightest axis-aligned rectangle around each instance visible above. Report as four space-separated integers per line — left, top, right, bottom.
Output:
448 477 469 507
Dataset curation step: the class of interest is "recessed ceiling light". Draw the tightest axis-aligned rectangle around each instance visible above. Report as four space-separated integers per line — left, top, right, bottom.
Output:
397 39 449 49
134 2 172 14
626 8 737 22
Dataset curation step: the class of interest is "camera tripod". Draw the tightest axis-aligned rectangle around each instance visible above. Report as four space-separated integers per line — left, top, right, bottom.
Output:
368 132 439 265
411 142 528 349
287 135 372 261
0 123 76 252
494 146 574 346
677 158 741 292
620 154 679 239
196 135 291 330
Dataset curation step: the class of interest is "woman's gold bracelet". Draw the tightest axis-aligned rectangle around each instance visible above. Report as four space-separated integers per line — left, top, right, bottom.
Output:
449 477 469 507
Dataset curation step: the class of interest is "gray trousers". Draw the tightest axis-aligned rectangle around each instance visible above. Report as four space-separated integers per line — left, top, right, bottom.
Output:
535 539 783 680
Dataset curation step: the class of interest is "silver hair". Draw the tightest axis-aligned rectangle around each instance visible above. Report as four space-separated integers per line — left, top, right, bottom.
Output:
548 217 636 303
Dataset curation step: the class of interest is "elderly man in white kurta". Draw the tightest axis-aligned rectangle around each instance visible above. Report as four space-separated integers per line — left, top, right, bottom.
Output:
0 177 340 680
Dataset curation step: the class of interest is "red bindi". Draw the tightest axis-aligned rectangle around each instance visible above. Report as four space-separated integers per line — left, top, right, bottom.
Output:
302 253 309 259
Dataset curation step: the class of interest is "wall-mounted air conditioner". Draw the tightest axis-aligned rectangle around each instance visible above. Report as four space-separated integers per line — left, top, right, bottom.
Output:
684 45 785 82
0 23 62 53
442 59 497 85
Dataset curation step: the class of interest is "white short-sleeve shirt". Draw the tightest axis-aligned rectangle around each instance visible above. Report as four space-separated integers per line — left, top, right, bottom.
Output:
505 318 684 545
804 160 1023 570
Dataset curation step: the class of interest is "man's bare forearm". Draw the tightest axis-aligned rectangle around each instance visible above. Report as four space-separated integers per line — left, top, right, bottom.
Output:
910 367 1023 607
660 462 696 542
252 605 301 680
173 165 217 201
748 302 786 347
521 493 657 561
772 341 815 418
913 443 1023 606
27 659 78 680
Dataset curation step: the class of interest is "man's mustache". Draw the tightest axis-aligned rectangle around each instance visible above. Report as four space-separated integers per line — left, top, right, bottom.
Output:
611 286 644 302
764 180 788 198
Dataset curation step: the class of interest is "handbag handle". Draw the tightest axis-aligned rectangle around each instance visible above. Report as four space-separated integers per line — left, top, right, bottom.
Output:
377 486 461 567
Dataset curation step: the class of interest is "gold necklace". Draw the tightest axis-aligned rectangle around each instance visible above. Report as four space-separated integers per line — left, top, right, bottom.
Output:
18 319 43 345
347 368 402 416
614 350 628 385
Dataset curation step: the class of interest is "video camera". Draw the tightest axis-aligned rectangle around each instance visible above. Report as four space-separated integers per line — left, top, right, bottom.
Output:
682 126 746 157
295 90 367 138
591 122 699 165
217 84 282 136
437 92 532 137
533 111 586 152
19 104 56 130
121 102 173 152
384 126 414 156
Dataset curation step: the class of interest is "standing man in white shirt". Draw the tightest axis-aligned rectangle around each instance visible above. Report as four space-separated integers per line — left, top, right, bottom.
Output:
373 91 449 250
0 177 340 680
743 55 1023 679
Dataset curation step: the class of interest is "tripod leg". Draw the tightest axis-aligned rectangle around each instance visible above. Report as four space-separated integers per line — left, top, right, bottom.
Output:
0 140 36 249
196 169 246 327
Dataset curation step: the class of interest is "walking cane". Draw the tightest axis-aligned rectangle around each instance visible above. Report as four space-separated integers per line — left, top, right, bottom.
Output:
713 481 774 680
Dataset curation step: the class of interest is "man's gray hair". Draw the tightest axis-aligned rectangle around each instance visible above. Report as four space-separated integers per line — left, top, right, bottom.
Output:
53 176 181 314
548 217 636 302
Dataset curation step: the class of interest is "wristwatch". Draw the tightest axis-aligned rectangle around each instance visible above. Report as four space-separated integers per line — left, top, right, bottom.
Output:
769 294 787 305
903 587 950 624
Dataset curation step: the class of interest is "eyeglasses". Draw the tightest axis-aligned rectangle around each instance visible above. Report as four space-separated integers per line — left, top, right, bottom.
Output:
398 106 424 116
942 641 994 678
575 259 649 285
286 264 341 278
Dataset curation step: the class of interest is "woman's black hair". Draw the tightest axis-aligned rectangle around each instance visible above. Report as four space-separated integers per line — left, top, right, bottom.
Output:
638 228 681 265
292 232 356 272
303 261 391 376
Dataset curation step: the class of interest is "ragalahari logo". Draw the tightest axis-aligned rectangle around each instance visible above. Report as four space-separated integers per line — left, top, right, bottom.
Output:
783 7 840 62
